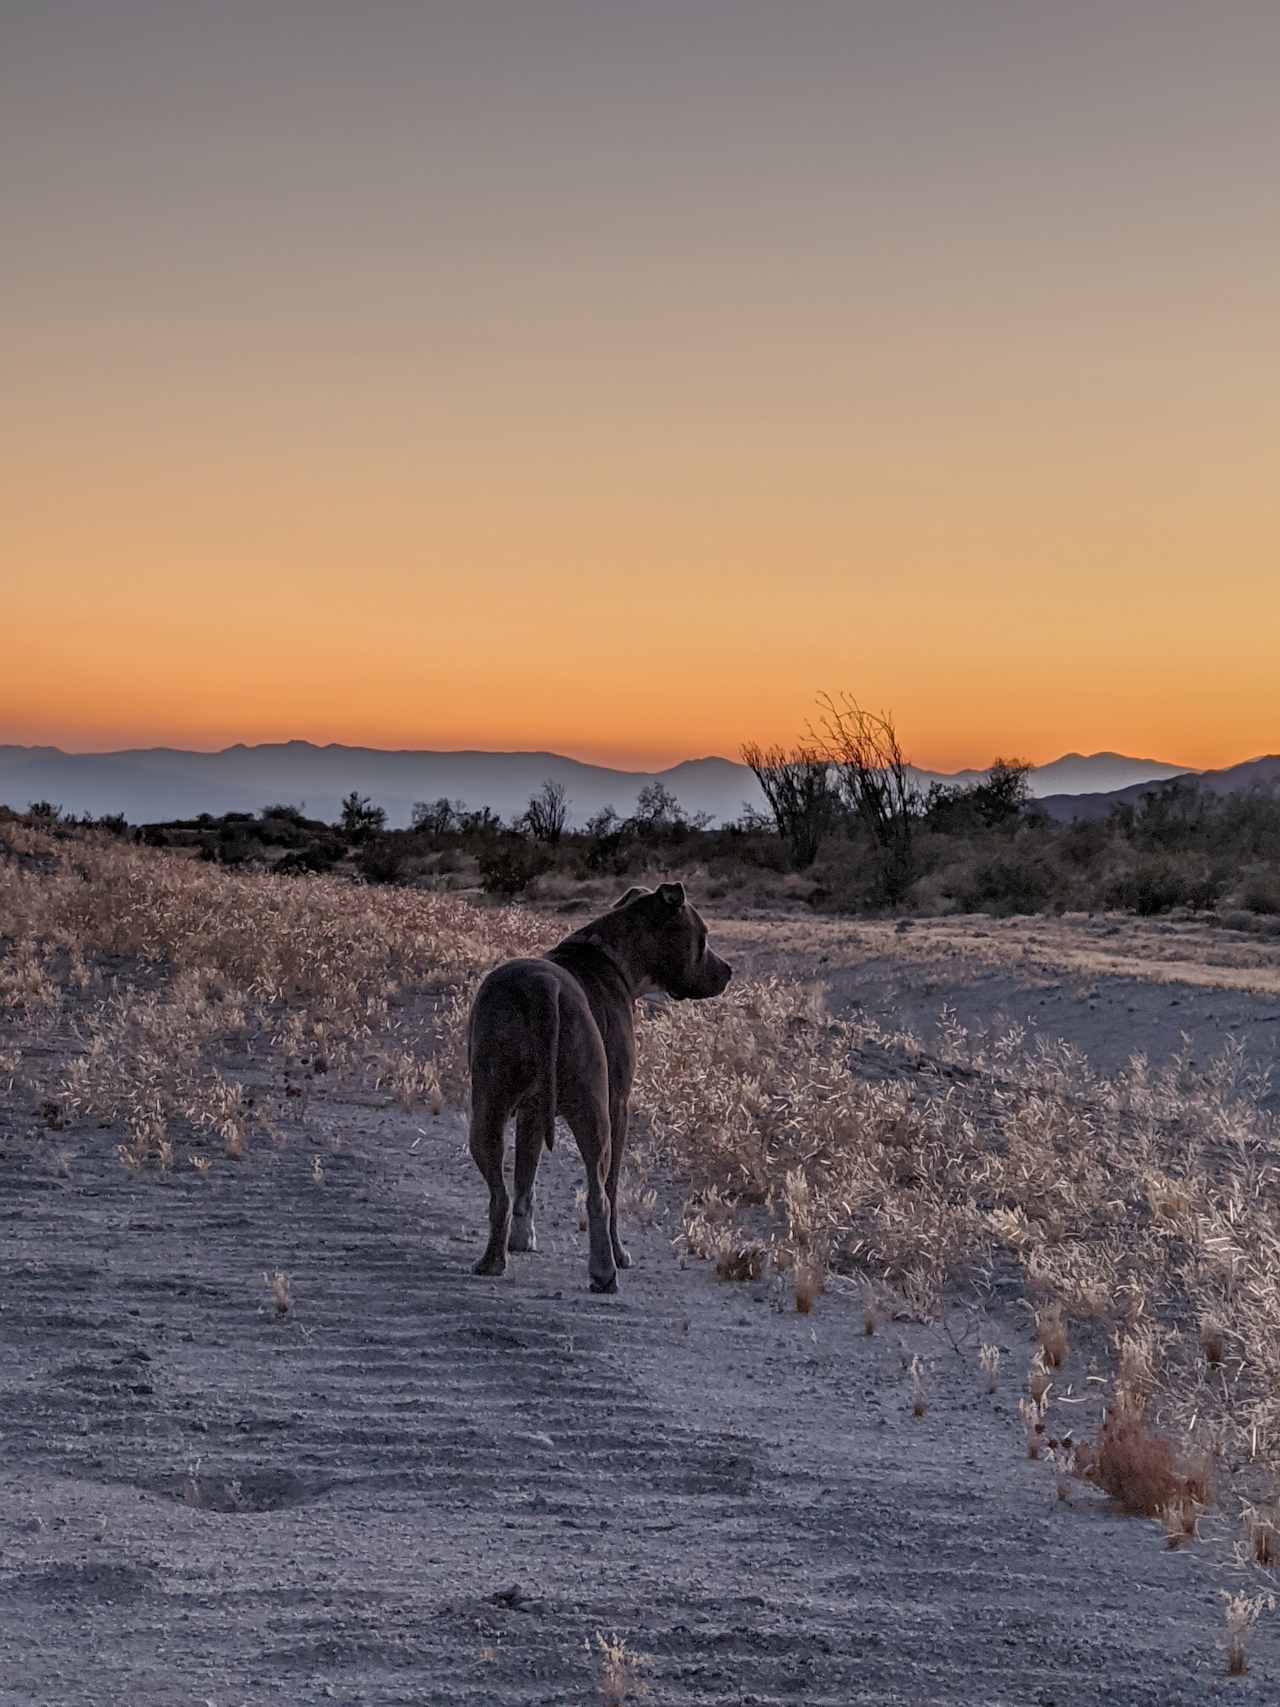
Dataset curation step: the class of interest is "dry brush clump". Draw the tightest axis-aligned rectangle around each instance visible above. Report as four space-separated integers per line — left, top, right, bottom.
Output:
1221 1591 1275 1676
0 826 543 1166
629 966 1280 1483
1072 1393 1213 1528
587 1631 649 1705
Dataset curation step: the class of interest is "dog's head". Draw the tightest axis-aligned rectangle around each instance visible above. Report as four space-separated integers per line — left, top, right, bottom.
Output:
608 882 732 1000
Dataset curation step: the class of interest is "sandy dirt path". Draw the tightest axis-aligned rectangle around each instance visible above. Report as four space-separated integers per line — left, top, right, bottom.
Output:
0 1074 1265 1706
713 913 1280 1089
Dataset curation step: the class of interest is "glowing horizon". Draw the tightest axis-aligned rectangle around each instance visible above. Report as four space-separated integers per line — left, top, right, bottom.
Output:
6 4 1278 777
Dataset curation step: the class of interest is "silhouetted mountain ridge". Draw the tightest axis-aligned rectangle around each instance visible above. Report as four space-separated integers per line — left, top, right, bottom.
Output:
1039 755 1280 823
0 741 1198 828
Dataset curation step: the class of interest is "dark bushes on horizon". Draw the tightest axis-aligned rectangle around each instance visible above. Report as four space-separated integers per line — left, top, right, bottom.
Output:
6 768 1280 925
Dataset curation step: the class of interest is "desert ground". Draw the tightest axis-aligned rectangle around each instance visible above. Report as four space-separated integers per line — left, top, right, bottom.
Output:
3 834 1280 1703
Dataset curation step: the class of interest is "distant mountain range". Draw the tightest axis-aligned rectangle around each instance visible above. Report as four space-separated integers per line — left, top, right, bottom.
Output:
1037 754 1280 823
0 741 1203 828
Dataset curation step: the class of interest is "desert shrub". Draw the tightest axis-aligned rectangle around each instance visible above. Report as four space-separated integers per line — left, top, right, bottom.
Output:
812 695 917 904
205 834 254 868
356 836 416 885
1059 818 1114 868
1105 857 1227 916
1238 868 1280 915
259 803 309 828
411 797 462 837
1077 1396 1213 1520
923 759 1034 835
584 826 633 875
951 848 1055 915
254 818 310 848
521 779 570 845
338 791 386 843
275 839 343 876
477 837 553 897
1219 909 1258 934
740 741 837 869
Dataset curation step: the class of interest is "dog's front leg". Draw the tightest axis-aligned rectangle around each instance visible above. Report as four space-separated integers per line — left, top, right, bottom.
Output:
606 1094 632 1270
567 1098 618 1293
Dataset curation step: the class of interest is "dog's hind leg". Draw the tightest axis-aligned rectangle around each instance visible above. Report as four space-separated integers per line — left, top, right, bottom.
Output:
469 1087 511 1277
509 1103 543 1253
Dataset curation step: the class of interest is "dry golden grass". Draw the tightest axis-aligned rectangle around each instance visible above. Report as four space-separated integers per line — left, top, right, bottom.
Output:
1221 1592 1275 1676
1200 1317 1227 1367
1035 1304 1068 1369
979 1343 1001 1393
631 973 1280 1482
908 1354 928 1419
0 826 543 1169
266 1269 291 1317
793 1261 823 1314
1074 1395 1213 1522
1242 1503 1280 1568
715 910 1280 998
1019 1396 1047 1460
587 1631 649 1705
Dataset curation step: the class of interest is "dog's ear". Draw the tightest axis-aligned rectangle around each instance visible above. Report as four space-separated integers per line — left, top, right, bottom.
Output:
611 885 650 909
657 881 686 909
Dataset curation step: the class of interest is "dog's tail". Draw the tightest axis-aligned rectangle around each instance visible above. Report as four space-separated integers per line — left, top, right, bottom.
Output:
530 979 560 1153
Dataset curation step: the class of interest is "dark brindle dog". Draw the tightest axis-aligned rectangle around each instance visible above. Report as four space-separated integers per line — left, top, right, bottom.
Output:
466 882 732 1292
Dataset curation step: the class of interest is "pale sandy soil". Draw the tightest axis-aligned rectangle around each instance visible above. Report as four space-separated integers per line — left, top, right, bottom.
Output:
712 911 1280 1090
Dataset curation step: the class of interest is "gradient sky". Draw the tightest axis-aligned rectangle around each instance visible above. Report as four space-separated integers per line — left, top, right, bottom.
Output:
4 1 1277 770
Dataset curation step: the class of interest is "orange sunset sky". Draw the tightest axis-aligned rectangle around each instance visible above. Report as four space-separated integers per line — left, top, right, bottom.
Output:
4 2 1277 773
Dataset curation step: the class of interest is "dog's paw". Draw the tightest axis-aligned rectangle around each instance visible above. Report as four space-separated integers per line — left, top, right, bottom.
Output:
589 1271 619 1295
612 1243 633 1270
472 1253 507 1277
508 1222 538 1254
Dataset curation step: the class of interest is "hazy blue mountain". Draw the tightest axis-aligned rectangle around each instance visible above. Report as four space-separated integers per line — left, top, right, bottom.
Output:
0 741 1201 829
0 743 759 827
1038 755 1280 824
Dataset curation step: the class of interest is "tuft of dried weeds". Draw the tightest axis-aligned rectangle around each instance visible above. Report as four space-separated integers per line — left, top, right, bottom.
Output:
628 959 1280 1490
1242 1503 1280 1568
1036 1303 1068 1369
1 827 545 1175
979 1343 1001 1393
266 1269 291 1317
1019 1395 1047 1459
1026 1352 1053 1407
1221 1591 1275 1676
908 1353 928 1419
587 1631 649 1705
1161 1491 1202 1549
1075 1395 1213 1523
715 1243 769 1284
1199 1317 1226 1368
793 1261 823 1314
